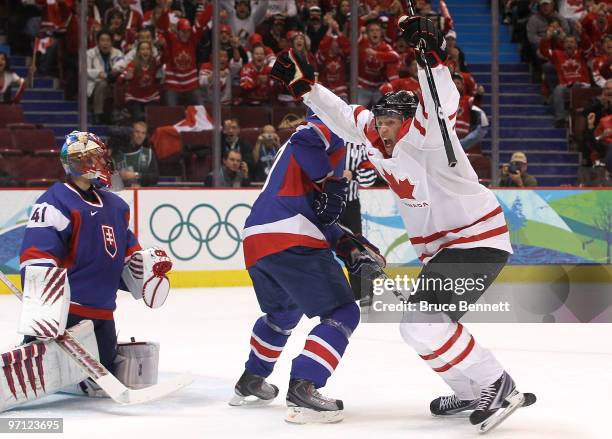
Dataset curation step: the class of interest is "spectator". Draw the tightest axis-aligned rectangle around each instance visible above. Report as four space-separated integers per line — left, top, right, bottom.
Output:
445 30 468 72
451 73 489 150
116 27 161 71
527 0 571 49
221 0 269 45
357 18 400 107
527 0 571 79
105 9 134 52
379 59 421 95
592 35 612 88
578 111 610 186
263 13 288 53
496 151 538 187
240 44 273 105
305 6 328 53
118 41 162 122
112 121 160 187
199 49 235 105
276 31 317 105
220 24 249 67
332 0 351 35
540 34 590 127
316 30 351 101
0 53 25 104
222 118 255 171
252 124 281 182
86 29 124 124
104 0 143 33
157 5 212 106
393 37 416 75
204 149 251 187
248 33 276 67
583 79 612 128
579 1 611 58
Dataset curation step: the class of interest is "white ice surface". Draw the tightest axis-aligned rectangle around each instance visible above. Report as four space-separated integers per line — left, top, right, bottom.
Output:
1 287 611 439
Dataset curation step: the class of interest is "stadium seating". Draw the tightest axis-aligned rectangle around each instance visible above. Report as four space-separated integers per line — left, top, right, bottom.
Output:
569 87 603 146
11 128 58 154
0 104 25 128
145 106 186 134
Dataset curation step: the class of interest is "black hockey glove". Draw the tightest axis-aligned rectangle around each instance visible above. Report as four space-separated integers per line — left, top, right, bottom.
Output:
336 233 387 278
397 15 447 68
270 49 315 98
312 177 349 226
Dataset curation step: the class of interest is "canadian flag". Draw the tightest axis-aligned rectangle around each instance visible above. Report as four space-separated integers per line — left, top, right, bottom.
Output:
151 106 214 160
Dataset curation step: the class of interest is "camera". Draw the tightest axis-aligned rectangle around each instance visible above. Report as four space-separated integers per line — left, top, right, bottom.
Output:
508 161 521 175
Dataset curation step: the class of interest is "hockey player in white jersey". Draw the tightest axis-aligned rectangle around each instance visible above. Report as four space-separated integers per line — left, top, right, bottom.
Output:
270 15 535 433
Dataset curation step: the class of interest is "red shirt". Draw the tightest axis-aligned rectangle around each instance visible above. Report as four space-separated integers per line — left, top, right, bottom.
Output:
455 95 473 140
316 34 350 97
119 61 161 103
158 6 212 92
592 54 612 87
358 38 400 89
539 38 590 85
240 62 273 104
379 77 421 95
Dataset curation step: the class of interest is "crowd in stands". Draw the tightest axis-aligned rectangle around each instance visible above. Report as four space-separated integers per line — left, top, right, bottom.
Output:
502 0 611 185
0 0 610 187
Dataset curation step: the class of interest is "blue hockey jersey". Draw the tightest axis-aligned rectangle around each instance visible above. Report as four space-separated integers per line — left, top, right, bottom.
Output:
19 182 141 317
242 116 347 268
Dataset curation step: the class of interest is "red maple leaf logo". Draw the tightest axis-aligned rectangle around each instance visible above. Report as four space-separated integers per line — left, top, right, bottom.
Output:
381 168 416 200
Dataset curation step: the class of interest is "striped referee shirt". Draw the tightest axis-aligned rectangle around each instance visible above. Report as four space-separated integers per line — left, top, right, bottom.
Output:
345 142 377 201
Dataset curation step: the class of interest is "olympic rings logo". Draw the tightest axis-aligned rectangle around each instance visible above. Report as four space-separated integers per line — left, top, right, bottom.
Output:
149 203 252 261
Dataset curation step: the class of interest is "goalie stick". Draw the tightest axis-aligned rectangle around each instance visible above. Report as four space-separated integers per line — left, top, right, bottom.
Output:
0 270 193 406
405 1 457 168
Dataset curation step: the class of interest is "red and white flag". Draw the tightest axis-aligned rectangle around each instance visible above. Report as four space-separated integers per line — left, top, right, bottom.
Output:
151 106 213 160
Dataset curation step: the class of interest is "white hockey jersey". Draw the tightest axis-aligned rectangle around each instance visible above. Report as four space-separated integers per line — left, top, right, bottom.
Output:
303 65 513 264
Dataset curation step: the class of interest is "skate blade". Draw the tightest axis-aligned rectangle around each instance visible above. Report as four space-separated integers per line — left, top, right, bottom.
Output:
228 393 275 407
478 390 525 434
285 406 343 424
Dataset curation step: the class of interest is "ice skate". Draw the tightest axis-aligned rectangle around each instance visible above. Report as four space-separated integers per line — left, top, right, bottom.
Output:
430 394 480 417
228 370 279 407
469 371 537 433
285 379 344 424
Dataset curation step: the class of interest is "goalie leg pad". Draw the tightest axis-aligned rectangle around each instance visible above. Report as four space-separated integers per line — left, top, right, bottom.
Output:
0 320 99 413
18 266 71 338
113 341 159 389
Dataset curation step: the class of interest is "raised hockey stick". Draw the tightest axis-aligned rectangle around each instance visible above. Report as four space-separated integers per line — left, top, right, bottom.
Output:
337 223 410 305
0 270 194 405
406 2 457 168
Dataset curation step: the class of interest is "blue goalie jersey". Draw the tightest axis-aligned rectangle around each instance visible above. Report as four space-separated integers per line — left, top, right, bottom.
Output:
242 116 347 268
19 182 141 317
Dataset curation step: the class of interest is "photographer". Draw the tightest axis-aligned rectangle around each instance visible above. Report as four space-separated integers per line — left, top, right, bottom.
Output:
204 149 251 187
252 125 281 182
496 151 538 187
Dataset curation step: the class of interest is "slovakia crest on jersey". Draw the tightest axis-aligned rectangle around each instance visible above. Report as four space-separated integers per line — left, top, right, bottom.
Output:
101 225 117 258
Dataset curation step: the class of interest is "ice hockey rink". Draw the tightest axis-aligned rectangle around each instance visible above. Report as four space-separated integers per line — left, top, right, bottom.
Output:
1 287 611 439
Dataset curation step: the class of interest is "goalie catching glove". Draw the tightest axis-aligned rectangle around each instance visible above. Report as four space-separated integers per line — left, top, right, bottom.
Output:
122 247 173 308
397 15 447 68
270 49 315 98
336 233 386 279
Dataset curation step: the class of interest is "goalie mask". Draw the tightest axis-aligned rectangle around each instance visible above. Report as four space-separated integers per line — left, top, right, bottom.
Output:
60 131 114 188
372 90 419 121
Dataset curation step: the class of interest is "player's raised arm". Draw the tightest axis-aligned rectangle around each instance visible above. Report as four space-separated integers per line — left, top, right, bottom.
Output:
270 50 370 146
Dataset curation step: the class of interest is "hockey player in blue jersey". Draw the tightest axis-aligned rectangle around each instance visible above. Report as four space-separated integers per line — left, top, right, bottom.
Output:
6 131 174 404
229 114 385 424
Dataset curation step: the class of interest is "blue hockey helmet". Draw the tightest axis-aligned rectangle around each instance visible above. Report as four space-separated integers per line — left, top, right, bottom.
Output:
60 131 114 188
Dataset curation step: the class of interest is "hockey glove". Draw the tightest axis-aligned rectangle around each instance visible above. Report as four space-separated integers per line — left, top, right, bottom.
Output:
270 49 315 98
397 15 447 68
124 247 173 308
336 234 387 278
312 177 349 226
